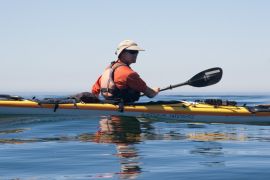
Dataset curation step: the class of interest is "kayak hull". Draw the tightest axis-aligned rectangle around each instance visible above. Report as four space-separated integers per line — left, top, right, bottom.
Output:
0 99 270 123
1 100 270 124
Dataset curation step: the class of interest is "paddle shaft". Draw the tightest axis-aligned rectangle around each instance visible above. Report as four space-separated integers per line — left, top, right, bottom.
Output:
159 81 189 92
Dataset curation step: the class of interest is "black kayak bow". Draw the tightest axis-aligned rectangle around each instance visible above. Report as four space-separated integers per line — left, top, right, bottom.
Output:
0 94 24 100
160 67 223 92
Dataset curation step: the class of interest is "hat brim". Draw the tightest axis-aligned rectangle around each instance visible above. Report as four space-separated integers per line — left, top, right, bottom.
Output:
126 45 145 51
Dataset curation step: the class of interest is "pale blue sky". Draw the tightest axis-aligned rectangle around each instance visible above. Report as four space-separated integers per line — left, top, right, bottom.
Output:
0 0 269 94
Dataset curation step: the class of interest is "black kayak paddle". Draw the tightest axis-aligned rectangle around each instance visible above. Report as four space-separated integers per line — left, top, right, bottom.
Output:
160 67 223 92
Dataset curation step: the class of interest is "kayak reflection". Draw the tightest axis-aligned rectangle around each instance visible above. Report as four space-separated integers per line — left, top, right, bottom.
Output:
188 131 247 167
187 132 247 141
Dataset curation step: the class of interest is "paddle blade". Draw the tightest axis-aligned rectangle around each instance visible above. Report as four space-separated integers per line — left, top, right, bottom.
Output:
188 67 223 87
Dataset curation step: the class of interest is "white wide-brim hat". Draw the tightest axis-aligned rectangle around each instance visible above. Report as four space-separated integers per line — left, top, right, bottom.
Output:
115 40 145 56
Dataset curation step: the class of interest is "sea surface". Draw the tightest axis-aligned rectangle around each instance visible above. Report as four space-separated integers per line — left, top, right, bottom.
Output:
1 94 270 180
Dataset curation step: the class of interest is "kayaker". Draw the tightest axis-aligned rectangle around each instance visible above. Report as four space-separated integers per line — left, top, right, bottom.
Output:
92 40 159 103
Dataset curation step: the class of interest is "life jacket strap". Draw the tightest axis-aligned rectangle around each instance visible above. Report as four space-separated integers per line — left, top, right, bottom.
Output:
101 61 126 98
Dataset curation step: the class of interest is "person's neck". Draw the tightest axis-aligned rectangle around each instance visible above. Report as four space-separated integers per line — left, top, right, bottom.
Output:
117 59 130 66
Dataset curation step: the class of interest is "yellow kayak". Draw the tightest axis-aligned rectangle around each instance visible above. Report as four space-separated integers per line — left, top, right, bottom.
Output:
1 98 270 124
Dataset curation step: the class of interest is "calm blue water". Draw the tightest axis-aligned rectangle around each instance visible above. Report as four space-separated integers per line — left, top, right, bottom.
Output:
1 95 270 180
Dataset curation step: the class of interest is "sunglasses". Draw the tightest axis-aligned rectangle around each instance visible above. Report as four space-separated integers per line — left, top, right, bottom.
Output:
125 50 139 54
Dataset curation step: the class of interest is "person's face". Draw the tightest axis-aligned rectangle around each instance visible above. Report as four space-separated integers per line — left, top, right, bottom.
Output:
120 50 139 65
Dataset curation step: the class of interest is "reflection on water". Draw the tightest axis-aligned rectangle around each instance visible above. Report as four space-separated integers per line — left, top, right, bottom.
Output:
190 142 223 156
93 116 142 143
0 128 29 135
81 116 143 179
187 132 247 141
1 114 270 179
192 142 226 167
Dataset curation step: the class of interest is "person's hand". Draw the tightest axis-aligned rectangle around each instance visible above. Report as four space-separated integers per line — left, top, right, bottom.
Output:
153 87 160 96
144 87 160 98
150 87 160 98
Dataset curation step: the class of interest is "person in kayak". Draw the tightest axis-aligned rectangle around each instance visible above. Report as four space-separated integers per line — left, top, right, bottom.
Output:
92 39 159 103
